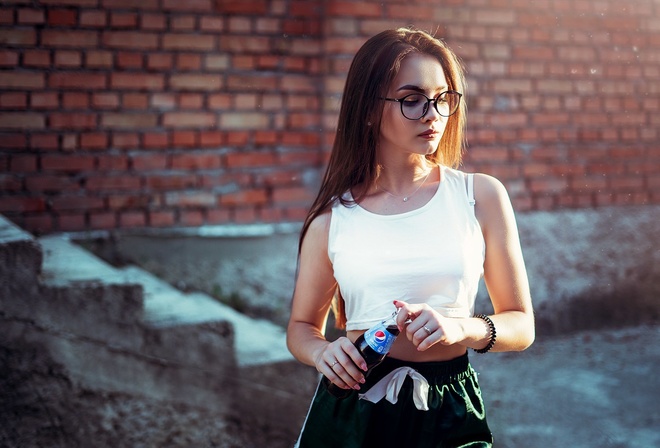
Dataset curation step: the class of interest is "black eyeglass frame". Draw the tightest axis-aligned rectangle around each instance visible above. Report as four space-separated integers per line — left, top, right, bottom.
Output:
380 90 463 120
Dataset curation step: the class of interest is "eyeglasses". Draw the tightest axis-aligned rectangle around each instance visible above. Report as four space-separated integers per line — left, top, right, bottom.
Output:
380 91 462 120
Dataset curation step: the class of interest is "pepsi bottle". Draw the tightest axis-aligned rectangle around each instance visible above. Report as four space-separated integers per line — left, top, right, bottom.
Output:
324 310 401 399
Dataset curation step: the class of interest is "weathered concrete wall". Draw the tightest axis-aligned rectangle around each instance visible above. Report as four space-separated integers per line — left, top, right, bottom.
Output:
0 216 252 448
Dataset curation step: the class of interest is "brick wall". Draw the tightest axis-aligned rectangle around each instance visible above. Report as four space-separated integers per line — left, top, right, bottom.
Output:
0 0 658 234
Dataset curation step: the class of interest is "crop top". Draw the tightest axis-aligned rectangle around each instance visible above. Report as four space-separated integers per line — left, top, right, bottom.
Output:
328 165 486 331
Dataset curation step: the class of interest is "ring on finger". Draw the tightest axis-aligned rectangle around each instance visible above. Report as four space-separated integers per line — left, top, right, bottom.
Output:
423 325 433 335
330 360 338 368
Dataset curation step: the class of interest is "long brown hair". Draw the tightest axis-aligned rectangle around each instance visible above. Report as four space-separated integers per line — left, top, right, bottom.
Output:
299 27 468 328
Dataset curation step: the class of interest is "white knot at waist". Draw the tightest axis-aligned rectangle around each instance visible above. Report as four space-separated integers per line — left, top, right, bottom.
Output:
358 366 430 411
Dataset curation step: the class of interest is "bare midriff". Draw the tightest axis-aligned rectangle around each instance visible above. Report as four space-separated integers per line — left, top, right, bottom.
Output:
347 329 468 363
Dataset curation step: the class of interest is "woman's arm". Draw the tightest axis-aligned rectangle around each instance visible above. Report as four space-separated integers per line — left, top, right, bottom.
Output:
471 173 535 351
286 212 368 390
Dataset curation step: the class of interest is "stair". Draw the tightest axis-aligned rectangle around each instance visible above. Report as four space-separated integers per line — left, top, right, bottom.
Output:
39 234 293 367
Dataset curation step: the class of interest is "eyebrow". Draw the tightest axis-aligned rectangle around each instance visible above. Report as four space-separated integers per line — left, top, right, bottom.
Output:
396 84 449 94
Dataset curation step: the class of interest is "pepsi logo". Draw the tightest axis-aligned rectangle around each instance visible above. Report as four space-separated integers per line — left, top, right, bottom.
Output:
374 330 387 343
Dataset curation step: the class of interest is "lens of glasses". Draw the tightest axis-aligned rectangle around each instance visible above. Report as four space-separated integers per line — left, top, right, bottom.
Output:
400 92 461 120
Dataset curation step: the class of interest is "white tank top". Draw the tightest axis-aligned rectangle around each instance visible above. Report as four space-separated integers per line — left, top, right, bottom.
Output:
328 165 485 331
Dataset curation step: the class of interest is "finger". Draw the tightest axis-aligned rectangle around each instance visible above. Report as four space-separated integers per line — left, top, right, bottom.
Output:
417 327 444 351
330 357 365 390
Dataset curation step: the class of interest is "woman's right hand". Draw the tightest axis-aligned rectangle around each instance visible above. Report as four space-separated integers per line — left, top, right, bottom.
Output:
314 337 367 390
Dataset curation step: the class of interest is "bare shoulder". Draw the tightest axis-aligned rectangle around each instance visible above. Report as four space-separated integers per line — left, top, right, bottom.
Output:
301 210 333 252
472 173 517 235
473 173 510 204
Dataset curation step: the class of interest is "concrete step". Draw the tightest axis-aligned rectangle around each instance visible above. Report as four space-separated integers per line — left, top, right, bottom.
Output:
38 235 292 367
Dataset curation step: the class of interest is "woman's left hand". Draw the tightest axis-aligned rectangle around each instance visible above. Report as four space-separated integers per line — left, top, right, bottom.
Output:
394 300 465 351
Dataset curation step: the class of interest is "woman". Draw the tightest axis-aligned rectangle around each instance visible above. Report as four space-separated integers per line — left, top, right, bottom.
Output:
287 27 534 447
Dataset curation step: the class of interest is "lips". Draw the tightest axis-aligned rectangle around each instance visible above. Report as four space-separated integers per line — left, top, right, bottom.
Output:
418 129 438 138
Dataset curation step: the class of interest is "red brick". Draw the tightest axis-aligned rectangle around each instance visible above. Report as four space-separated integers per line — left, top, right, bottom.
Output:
25 174 79 192
41 154 94 171
147 53 173 70
49 72 107 89
216 0 268 14
171 130 197 147
119 211 146 228
0 29 36 46
164 191 216 207
117 52 144 69
0 133 26 149
199 131 223 147
123 93 148 109
163 112 216 128
62 92 89 109
145 174 197 190
162 34 215 51
80 132 108 149
102 31 158 50
200 16 224 32
220 189 268 206
111 133 139 149
176 53 202 70
102 113 157 129
0 72 45 89
385 4 433 21
0 196 47 213
111 12 138 28
233 207 257 223
162 0 213 12
0 50 19 66
0 112 45 130
87 175 141 191
42 30 100 48
41 0 97 6
143 132 169 148
171 152 221 170
226 151 277 168
80 10 107 27
110 73 164 90
149 210 175 227
169 74 222 91
219 35 269 53
180 210 205 226
131 153 168 170
90 212 117 229
9 154 37 172
18 8 45 25
50 112 97 130
85 50 113 68
92 92 120 109
177 93 203 109
102 0 159 9
141 13 167 30
0 10 14 25
54 50 82 67
0 92 27 108
30 133 59 150
171 15 197 31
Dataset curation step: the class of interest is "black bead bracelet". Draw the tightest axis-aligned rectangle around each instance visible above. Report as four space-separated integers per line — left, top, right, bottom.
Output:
474 314 496 354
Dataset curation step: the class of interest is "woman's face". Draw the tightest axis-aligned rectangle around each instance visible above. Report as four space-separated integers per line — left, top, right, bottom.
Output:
379 53 450 159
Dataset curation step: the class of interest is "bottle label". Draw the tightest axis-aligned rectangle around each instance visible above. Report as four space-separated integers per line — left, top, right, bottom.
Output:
364 322 396 354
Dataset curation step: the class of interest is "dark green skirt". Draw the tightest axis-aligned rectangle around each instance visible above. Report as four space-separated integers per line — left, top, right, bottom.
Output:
296 352 493 448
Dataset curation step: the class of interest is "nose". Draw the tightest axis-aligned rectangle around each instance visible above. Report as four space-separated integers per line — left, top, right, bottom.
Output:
422 99 442 122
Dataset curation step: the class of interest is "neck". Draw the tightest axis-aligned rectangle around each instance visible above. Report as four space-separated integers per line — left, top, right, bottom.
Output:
375 158 433 194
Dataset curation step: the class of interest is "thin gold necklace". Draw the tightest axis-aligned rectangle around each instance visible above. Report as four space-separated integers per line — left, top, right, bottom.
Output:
377 168 432 202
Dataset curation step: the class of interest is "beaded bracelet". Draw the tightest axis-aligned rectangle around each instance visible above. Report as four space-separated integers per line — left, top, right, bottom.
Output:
474 314 496 354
